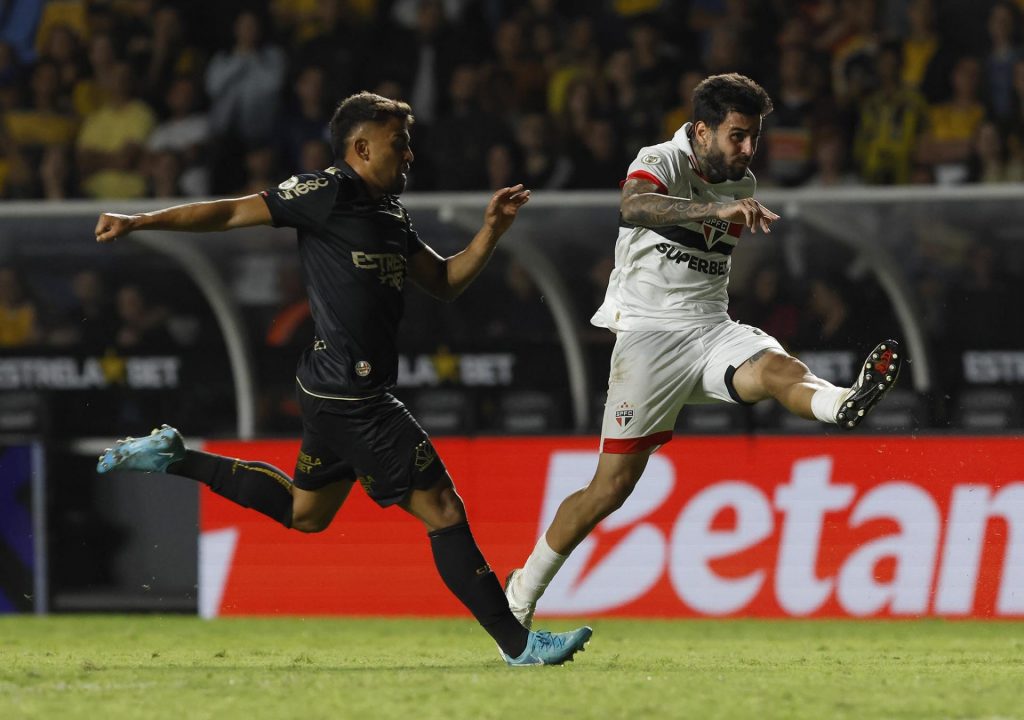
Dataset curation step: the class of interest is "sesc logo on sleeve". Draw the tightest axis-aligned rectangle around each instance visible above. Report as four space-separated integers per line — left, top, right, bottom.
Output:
277 176 329 200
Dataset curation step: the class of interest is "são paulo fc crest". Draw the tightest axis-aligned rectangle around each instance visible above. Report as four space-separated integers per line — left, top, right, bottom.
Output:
615 402 635 428
701 216 731 249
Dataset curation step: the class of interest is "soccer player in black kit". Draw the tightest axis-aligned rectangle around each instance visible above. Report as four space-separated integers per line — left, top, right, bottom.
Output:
93 92 592 666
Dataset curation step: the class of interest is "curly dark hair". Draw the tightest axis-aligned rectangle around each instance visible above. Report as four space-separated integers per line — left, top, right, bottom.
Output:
692 73 773 129
329 92 415 160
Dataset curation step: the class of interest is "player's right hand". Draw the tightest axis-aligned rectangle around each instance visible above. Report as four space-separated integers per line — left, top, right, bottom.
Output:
94 213 138 243
715 198 780 234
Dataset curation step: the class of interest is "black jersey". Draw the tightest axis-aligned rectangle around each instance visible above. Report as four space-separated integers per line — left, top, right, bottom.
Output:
260 163 425 398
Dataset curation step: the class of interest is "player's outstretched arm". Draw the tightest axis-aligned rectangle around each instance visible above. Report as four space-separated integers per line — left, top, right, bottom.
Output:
620 178 779 233
94 194 273 243
407 184 530 301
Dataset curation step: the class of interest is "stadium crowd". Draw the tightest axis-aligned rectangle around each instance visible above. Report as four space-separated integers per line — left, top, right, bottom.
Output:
2 0 1024 198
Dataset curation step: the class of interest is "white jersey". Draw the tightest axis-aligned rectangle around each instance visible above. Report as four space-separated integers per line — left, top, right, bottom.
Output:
592 123 756 332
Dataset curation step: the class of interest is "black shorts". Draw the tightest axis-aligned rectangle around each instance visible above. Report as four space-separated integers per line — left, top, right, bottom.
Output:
293 386 447 507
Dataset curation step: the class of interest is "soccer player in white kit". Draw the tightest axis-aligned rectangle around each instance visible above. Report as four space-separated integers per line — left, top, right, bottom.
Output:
505 73 903 628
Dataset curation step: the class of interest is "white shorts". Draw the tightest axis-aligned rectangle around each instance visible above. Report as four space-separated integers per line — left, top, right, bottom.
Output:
599 321 784 453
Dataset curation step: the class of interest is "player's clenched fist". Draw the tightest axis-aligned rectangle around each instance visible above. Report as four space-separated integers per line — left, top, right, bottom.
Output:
95 212 138 243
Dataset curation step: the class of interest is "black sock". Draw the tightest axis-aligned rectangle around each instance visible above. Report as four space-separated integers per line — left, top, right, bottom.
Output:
168 450 294 528
428 522 529 658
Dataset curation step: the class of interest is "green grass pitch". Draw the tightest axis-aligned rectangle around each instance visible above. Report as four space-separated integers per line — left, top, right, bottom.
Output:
2 616 1023 719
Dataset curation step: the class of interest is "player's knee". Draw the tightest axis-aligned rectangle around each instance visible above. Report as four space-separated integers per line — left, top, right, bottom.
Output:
291 512 331 533
761 353 811 397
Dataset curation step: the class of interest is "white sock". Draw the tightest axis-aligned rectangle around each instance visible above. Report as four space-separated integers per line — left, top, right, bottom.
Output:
511 534 567 606
810 384 849 424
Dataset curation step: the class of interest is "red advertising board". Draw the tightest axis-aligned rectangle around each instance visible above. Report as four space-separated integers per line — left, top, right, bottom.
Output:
199 437 1024 619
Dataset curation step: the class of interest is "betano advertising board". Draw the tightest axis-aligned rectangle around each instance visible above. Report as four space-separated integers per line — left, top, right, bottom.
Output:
199 437 1024 619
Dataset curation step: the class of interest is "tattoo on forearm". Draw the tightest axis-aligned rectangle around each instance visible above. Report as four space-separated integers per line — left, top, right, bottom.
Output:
624 195 721 227
620 180 720 227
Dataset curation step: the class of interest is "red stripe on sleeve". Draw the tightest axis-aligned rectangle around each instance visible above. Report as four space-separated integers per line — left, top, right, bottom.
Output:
620 170 668 194
728 222 742 237
601 430 673 454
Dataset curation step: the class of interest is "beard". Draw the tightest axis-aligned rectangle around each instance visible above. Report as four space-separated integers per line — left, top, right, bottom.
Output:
389 172 408 195
700 144 749 183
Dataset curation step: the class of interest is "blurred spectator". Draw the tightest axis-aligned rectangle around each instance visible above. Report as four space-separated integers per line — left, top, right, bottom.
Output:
114 283 173 350
0 0 43 63
568 118 623 189
72 32 117 118
604 48 659 155
3 59 79 196
76 62 156 198
854 41 928 184
491 18 548 114
205 10 286 193
293 0 362 100
145 76 210 197
919 55 986 184
984 1 1022 124
901 0 956 102
966 120 1024 182
794 274 870 351
818 0 881 108
277 65 330 175
241 145 278 195
513 112 571 190
662 69 703 140
762 46 818 187
0 265 42 347
373 0 472 125
48 269 117 349
299 138 332 173
147 149 182 197
40 144 75 199
629 20 683 102
557 76 609 180
0 41 21 88
140 5 203 103
37 23 83 100
429 64 509 189
730 264 800 348
806 126 861 187
486 142 518 190
546 16 601 117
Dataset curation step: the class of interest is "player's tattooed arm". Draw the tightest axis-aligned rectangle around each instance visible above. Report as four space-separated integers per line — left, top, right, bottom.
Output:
620 178 781 232
620 178 721 227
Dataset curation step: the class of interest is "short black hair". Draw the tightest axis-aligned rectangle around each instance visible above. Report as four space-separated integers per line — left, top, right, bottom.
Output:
329 92 414 159
692 73 773 129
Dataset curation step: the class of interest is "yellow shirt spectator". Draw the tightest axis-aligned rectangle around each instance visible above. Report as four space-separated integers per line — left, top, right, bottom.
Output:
77 100 156 198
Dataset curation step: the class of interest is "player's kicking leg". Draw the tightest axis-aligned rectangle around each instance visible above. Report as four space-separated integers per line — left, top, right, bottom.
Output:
731 338 903 429
96 425 350 531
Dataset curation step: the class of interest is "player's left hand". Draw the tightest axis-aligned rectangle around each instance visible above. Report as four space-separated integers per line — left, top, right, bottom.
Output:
484 184 531 236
